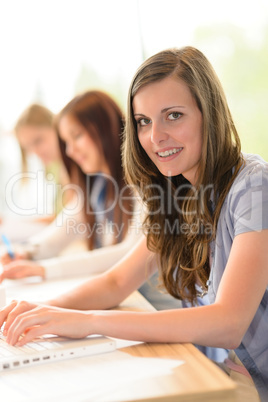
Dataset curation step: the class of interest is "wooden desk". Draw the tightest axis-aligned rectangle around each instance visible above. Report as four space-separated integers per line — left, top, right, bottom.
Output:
121 343 235 402
2 276 236 402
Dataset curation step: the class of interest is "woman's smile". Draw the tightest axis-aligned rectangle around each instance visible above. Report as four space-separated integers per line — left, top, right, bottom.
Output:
156 146 183 160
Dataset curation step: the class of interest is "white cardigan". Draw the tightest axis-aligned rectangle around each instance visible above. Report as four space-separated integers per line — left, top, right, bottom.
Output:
25 195 144 280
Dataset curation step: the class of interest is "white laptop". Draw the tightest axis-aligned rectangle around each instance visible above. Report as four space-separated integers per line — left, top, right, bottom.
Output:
0 329 116 371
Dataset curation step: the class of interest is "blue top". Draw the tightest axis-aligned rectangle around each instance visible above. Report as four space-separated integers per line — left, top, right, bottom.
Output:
207 153 268 401
88 174 114 249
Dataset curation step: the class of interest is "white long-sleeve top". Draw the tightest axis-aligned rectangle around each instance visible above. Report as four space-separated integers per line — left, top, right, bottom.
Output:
26 204 87 261
24 182 144 279
40 224 144 279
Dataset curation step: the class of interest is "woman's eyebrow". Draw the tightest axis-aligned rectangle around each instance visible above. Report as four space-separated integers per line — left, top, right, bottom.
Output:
133 113 147 117
134 106 186 117
161 106 186 113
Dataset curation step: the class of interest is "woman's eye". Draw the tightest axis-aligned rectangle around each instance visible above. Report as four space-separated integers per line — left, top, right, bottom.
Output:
33 137 43 146
168 112 182 121
138 118 151 126
74 132 83 139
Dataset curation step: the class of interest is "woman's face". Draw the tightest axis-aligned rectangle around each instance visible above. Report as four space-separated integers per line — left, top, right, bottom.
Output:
17 125 59 165
133 76 203 185
58 113 109 175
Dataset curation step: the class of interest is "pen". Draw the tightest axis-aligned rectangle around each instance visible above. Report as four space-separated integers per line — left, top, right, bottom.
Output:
1 234 15 259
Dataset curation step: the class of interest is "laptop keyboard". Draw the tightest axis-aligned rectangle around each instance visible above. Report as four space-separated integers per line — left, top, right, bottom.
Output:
0 329 61 357
0 328 115 371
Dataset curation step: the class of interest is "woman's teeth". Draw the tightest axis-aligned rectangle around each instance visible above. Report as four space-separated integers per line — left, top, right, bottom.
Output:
157 148 182 158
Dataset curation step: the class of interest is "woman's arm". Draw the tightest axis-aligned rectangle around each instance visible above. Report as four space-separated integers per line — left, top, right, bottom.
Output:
2 230 267 348
0 236 156 340
45 235 154 310
92 229 268 347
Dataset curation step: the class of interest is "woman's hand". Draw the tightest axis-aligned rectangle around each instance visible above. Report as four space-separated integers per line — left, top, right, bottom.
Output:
0 300 38 335
0 300 94 346
1 251 27 266
0 260 45 283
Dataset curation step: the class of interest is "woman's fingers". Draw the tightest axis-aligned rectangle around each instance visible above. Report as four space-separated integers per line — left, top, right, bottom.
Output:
6 306 65 345
16 309 92 344
1 253 24 265
0 264 24 281
16 324 51 346
0 300 18 328
0 261 42 281
1 254 12 265
3 300 38 335
6 310 50 345
3 303 93 346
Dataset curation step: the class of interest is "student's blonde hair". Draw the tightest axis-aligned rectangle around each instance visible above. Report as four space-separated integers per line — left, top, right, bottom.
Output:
14 104 54 174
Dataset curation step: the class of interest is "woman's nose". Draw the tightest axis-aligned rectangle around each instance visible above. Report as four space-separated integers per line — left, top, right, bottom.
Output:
65 142 74 158
31 145 43 160
150 122 168 144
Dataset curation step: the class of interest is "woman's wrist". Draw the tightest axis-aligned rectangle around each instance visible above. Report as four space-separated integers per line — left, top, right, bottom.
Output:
86 311 103 336
22 243 40 260
33 264 45 279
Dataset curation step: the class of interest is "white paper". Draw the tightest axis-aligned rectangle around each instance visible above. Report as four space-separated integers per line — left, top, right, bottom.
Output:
0 350 184 402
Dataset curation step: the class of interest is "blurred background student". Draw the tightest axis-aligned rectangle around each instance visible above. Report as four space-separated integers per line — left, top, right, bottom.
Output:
14 103 72 223
0 90 141 280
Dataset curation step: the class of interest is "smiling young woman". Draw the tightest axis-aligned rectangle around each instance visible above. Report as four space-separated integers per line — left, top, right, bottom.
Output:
1 47 267 401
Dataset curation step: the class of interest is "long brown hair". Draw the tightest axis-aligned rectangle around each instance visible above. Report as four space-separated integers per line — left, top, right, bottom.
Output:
56 90 133 250
123 46 244 303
